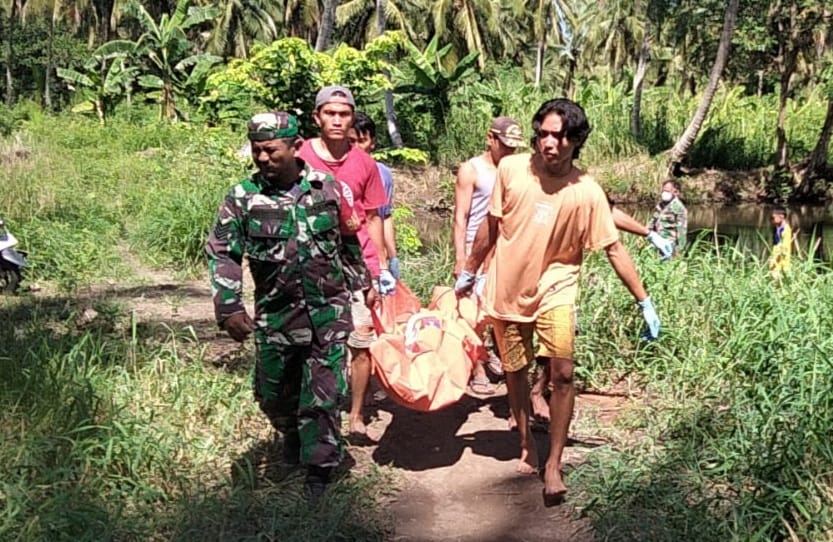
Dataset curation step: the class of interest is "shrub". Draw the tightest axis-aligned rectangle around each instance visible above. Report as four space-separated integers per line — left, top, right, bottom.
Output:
201 35 399 131
391 205 422 258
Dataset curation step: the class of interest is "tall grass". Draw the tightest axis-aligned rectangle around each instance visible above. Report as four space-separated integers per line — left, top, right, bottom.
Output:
3 82 831 287
0 296 393 540
438 78 830 200
1 108 248 287
3 101 833 539
395 230 833 539
571 237 833 540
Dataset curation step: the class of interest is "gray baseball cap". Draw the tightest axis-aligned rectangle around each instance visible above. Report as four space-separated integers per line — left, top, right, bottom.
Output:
315 85 356 110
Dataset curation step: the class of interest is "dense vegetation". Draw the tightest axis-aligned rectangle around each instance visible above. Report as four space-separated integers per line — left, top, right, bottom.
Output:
574 243 833 540
3 110 833 540
2 0 833 539
2 0 833 198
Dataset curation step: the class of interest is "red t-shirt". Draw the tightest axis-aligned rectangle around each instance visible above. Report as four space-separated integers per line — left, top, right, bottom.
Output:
299 139 386 276
335 180 361 236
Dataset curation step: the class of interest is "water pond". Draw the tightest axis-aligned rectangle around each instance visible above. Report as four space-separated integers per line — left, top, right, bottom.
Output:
411 203 833 263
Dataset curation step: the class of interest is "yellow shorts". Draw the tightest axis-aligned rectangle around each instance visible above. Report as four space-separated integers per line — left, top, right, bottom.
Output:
492 305 576 373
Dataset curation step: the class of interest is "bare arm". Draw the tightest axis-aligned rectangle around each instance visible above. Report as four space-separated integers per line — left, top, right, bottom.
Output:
463 214 498 275
612 207 649 237
365 208 386 273
383 216 397 260
605 240 648 301
453 161 476 276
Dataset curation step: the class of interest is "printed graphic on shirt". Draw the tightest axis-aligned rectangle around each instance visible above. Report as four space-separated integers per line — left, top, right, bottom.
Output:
533 202 554 225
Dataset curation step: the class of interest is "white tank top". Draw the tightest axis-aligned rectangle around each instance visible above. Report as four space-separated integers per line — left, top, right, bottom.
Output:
466 156 497 244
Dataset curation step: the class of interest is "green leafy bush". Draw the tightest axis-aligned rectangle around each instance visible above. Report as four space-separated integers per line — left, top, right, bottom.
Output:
391 205 422 258
201 34 399 131
372 147 429 167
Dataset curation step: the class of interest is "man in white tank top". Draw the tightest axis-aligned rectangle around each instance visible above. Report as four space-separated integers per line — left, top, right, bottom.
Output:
453 117 524 396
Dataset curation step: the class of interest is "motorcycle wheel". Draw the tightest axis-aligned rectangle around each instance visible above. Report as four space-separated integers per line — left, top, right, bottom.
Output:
0 267 21 293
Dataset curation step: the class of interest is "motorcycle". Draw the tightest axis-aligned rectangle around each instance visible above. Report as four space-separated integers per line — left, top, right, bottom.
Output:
0 218 27 293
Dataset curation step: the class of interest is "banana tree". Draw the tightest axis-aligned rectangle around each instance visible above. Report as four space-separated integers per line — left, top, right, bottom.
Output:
124 0 220 119
56 41 137 123
395 35 479 128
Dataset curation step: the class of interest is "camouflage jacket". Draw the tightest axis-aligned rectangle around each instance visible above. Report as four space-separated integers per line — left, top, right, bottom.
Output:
648 197 688 253
205 164 370 345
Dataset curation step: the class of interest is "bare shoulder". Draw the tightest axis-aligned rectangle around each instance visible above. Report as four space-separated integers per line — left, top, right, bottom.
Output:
456 159 477 185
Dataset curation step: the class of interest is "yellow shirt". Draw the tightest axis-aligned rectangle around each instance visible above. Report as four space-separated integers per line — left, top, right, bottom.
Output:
484 153 619 322
769 222 792 273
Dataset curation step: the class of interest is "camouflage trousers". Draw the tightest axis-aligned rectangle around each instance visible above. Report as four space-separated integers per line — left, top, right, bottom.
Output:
253 335 347 468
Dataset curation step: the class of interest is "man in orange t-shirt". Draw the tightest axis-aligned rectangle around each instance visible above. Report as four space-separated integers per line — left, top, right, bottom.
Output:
455 98 660 506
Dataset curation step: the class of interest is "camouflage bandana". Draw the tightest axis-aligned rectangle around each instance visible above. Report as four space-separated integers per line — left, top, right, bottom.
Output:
248 112 299 141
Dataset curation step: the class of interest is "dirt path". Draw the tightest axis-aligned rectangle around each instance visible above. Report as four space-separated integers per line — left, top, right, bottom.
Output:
351 383 626 542
71 264 624 541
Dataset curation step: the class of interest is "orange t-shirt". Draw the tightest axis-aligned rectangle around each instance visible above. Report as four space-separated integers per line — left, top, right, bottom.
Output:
484 153 619 322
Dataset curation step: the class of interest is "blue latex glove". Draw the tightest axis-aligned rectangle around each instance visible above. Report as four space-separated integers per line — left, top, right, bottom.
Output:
388 257 401 280
646 231 674 261
637 296 660 340
378 269 397 296
474 274 487 298
454 270 476 297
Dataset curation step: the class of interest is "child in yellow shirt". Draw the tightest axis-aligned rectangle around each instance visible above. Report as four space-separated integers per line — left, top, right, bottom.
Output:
769 207 792 280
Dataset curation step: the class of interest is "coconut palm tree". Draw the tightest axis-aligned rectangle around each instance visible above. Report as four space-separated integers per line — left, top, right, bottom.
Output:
20 0 67 108
335 0 421 47
315 0 338 51
4 0 28 105
668 0 740 174
520 0 574 87
578 0 645 81
284 0 317 44
428 0 498 70
210 0 282 57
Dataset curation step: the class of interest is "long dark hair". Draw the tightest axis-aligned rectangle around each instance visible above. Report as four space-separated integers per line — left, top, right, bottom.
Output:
530 98 592 159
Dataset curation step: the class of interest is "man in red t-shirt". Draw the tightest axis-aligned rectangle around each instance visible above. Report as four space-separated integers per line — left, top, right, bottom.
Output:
298 85 394 437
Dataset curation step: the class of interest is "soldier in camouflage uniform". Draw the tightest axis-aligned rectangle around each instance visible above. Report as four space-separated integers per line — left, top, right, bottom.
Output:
205 111 372 503
647 179 688 256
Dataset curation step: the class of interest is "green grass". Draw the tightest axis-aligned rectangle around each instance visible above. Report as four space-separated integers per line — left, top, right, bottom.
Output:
3 102 833 541
437 79 831 202
569 237 833 540
1 111 250 287
0 295 394 541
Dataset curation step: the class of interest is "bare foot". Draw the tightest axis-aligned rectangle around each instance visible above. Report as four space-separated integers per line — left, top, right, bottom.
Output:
516 445 539 475
531 392 550 422
348 417 367 435
543 459 568 496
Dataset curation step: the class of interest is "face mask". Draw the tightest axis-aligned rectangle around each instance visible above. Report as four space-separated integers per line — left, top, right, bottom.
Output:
661 191 674 203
